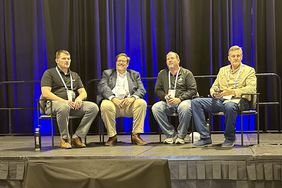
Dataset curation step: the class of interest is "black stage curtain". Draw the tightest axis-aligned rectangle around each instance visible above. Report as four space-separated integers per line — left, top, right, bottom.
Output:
0 0 281 134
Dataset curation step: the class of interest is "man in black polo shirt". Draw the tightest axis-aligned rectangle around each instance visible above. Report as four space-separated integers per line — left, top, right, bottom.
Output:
41 50 99 149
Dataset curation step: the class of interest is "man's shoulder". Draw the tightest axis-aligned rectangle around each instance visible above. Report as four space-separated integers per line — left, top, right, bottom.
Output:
69 71 82 82
41 67 56 84
127 69 141 75
102 69 115 75
180 67 193 74
220 65 230 70
44 67 56 73
218 65 231 74
69 70 80 77
158 69 167 75
70 69 78 74
155 69 168 82
219 64 255 74
42 67 56 77
241 64 255 71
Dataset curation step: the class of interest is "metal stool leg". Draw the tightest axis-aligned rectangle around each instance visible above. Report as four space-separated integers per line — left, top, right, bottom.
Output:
51 118 55 148
241 115 244 146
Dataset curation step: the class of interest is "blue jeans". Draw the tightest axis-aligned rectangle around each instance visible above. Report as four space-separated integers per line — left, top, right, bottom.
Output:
152 100 192 139
191 98 249 141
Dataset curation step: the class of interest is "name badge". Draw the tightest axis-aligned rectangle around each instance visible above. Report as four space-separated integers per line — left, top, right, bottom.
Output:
168 89 176 98
67 90 75 101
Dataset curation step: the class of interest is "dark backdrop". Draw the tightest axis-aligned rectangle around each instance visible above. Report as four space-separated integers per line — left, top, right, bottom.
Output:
0 0 281 134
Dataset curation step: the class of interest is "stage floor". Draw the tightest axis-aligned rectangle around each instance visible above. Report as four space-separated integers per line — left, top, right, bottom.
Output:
1 133 282 160
1 133 282 188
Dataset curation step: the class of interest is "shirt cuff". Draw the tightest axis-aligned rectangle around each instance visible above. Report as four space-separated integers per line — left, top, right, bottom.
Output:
108 95 115 100
132 95 139 99
233 89 238 97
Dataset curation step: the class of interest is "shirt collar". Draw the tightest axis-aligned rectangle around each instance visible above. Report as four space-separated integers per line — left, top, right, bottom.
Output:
57 66 70 75
117 70 127 77
230 63 242 74
169 66 182 76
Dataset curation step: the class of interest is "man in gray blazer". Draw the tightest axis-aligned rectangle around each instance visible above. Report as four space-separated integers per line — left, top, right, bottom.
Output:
98 53 147 146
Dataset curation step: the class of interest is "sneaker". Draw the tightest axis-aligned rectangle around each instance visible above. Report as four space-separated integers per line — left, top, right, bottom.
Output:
60 139 72 149
163 137 175 144
221 139 235 148
193 138 212 147
175 137 185 144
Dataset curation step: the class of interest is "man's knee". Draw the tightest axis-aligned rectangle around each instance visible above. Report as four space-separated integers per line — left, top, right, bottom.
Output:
134 99 147 109
101 100 115 112
191 98 201 108
224 102 238 112
86 102 99 113
178 100 191 112
56 102 71 114
151 103 157 113
151 101 164 113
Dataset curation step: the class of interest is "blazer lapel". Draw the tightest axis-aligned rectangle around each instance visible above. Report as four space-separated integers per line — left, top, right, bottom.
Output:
110 71 117 89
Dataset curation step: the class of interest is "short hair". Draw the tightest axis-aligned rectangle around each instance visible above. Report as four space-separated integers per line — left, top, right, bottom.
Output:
166 51 180 61
116 53 130 62
55 50 70 59
228 45 243 55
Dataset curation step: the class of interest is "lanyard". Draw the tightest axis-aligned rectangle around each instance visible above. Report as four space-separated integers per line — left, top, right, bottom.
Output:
56 67 73 90
168 68 180 90
227 65 242 89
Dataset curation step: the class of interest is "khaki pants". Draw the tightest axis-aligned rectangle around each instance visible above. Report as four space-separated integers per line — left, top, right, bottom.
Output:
100 99 147 137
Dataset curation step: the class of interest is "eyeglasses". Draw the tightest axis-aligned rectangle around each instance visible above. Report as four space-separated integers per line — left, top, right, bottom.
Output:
117 60 127 63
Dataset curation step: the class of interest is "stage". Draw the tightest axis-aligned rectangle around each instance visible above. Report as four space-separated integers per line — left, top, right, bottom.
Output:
1 133 282 188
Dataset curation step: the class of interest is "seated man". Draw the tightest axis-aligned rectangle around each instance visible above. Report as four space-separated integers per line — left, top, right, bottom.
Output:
41 50 99 149
98 53 147 146
192 45 257 147
152 51 197 144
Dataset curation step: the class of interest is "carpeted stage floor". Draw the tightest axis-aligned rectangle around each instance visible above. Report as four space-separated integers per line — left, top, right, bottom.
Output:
1 133 282 188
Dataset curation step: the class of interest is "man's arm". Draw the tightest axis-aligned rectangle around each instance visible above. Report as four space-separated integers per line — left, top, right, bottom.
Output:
210 67 257 99
76 88 87 101
210 69 222 97
41 70 84 109
178 71 197 100
41 86 79 109
233 68 257 97
154 70 166 101
72 87 87 109
41 86 66 102
98 70 115 99
41 69 67 102
131 71 146 98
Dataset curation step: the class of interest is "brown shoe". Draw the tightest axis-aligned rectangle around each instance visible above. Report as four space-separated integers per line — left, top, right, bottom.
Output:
60 139 72 149
131 133 147 145
71 137 86 148
105 135 117 146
